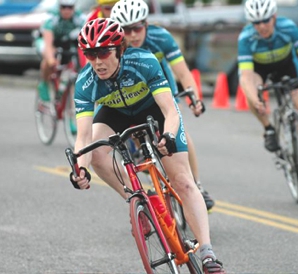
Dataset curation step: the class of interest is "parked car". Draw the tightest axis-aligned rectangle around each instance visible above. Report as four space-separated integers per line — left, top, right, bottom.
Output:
0 0 96 74
0 0 42 16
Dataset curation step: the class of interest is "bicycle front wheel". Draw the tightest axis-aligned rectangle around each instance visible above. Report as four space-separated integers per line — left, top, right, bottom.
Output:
34 84 57 145
275 110 298 202
130 196 179 274
63 84 77 148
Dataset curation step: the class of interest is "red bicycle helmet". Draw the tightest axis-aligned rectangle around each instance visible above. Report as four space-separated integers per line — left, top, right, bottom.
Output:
78 18 124 50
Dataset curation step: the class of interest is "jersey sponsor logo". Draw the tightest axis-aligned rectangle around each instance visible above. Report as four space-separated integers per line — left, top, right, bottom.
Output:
124 60 152 69
82 73 94 90
122 77 134 86
75 107 85 112
154 80 168 87
180 132 187 145
166 49 181 59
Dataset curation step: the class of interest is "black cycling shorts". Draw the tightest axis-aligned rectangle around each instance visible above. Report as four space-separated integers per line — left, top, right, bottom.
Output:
93 103 165 135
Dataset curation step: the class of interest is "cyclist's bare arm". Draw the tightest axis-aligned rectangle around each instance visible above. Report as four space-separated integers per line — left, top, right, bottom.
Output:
153 91 179 155
72 116 93 189
43 30 56 67
239 69 266 114
171 60 204 116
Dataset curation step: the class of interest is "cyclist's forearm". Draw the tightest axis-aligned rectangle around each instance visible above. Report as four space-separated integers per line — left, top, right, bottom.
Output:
75 139 92 168
172 61 200 100
239 72 260 102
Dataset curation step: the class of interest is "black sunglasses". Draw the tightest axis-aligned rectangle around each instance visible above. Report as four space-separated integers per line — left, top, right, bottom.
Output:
252 16 272 25
60 5 74 9
83 47 116 61
123 22 146 35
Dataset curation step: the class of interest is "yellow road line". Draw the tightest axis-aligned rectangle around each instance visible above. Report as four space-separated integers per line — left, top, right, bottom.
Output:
35 165 298 233
213 207 298 233
215 200 298 226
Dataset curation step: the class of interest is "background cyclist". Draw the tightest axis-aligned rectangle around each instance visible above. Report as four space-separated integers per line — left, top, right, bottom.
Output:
238 0 298 152
111 0 215 211
35 0 86 101
87 0 118 21
70 18 226 274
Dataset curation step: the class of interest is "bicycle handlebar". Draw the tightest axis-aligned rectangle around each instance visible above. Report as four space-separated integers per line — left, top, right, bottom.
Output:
258 76 298 93
175 88 205 117
65 116 159 176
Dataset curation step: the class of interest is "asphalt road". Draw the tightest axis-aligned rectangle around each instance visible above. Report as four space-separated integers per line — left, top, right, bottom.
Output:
1 74 298 274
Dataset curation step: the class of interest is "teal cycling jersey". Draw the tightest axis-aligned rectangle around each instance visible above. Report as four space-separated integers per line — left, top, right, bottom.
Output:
41 10 86 48
74 47 172 118
141 25 184 95
238 17 298 78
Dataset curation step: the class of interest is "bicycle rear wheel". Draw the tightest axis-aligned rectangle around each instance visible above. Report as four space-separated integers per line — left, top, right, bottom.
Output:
63 83 77 148
275 109 298 202
34 83 57 145
130 196 179 274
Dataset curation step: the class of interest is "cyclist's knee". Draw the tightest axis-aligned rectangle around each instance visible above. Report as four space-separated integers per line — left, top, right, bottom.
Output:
91 148 110 167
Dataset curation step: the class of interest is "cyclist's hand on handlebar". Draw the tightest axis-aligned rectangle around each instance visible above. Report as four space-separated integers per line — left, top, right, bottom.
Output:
253 97 267 115
69 167 91 190
47 57 57 69
190 99 205 117
157 132 177 156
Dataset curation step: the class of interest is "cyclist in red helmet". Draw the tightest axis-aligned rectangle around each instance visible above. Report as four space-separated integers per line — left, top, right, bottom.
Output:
111 0 215 213
70 18 226 274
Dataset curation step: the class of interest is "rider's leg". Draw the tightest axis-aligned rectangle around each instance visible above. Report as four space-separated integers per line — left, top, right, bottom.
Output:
291 89 298 109
90 123 132 199
161 152 218 259
38 59 52 101
186 130 215 210
240 72 279 152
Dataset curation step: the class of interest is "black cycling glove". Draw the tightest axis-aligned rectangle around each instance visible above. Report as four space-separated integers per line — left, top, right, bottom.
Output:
69 167 91 189
159 132 177 155
189 99 206 114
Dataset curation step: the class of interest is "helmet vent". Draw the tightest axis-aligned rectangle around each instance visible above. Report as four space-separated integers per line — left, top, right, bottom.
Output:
99 35 110 43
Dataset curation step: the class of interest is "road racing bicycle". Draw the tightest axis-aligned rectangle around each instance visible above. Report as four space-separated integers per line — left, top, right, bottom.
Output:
35 47 78 148
258 76 298 203
65 116 203 273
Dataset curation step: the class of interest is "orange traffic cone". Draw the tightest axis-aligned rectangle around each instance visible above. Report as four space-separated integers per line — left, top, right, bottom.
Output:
192 69 203 100
185 69 203 106
235 85 249 111
212 72 230 109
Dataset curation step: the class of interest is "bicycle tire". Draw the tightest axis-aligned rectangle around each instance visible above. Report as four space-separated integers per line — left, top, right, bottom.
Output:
274 109 298 202
289 112 298 202
165 192 203 274
130 196 179 274
63 83 77 148
34 84 57 145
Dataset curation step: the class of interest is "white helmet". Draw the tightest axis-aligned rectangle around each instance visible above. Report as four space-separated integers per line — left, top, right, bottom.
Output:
59 0 76 5
111 0 149 27
245 0 277 22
